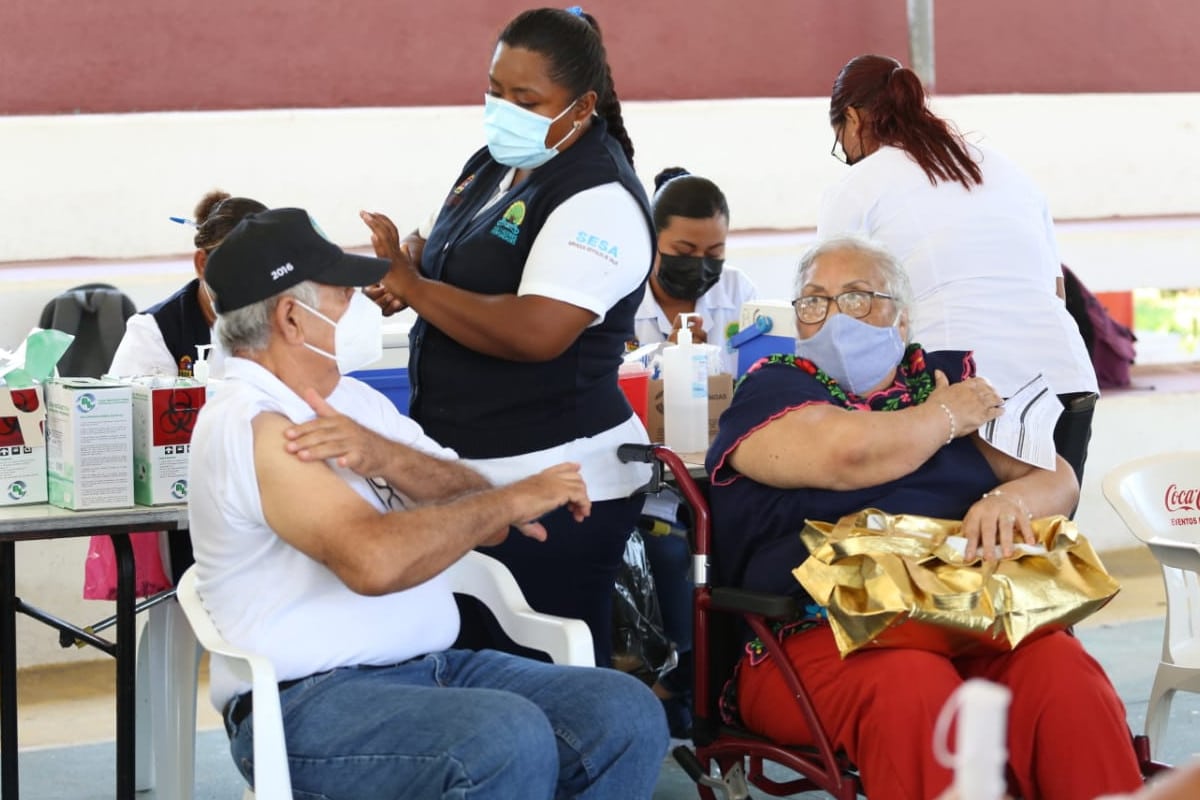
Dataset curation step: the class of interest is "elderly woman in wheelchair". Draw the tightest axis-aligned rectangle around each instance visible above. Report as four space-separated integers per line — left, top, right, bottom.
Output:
703 237 1143 800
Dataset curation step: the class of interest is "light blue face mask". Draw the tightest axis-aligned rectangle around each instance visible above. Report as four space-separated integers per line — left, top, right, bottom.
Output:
483 94 580 169
794 312 905 395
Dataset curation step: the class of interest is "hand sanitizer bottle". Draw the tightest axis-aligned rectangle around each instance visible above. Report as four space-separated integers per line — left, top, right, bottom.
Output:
192 344 212 384
662 313 709 452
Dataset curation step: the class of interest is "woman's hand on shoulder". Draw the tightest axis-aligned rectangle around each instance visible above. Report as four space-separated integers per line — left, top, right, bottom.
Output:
928 370 1003 439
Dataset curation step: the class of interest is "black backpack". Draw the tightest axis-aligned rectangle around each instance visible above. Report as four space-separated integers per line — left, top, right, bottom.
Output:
38 283 136 378
1061 266 1137 389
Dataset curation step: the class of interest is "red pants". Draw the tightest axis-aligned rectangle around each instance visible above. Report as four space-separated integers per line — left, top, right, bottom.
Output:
736 626 1142 800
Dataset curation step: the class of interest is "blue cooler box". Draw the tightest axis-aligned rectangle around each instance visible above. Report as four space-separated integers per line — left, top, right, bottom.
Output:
735 334 796 377
349 368 410 415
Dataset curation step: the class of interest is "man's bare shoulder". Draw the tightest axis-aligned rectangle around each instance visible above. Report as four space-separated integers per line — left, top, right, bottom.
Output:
252 410 314 477
252 410 291 446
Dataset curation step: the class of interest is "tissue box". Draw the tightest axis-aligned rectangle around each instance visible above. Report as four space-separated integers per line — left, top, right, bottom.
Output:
735 300 798 377
645 374 734 449
46 378 133 510
0 384 47 506
132 378 205 505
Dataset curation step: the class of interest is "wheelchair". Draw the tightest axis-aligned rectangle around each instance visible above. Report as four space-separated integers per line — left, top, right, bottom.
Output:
618 443 1170 800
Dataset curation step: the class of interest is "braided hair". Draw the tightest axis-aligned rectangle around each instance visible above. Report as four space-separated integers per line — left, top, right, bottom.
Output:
499 7 636 166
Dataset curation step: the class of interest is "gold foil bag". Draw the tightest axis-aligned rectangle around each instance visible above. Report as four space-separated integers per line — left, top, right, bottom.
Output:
792 509 1120 658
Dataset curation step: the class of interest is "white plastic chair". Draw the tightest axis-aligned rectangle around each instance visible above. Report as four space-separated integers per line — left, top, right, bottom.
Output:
176 567 289 800
1103 451 1200 756
133 531 203 799
174 550 595 800
134 597 201 798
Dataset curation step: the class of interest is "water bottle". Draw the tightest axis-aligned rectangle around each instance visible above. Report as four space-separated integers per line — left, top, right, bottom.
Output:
933 678 1011 800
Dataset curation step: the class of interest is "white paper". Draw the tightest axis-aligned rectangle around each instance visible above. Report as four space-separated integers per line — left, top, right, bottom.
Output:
977 373 1062 470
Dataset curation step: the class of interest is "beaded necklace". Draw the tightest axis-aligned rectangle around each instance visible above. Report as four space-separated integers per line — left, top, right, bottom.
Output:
737 343 936 411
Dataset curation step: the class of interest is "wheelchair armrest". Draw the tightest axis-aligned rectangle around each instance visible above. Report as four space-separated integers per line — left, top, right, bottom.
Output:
709 587 800 620
617 443 658 463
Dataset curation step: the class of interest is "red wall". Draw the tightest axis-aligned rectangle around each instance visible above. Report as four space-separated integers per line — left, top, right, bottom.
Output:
2 0 1197 115
936 0 1198 94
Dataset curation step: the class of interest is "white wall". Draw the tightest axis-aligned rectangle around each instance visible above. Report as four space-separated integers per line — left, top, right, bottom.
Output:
3 94 1198 263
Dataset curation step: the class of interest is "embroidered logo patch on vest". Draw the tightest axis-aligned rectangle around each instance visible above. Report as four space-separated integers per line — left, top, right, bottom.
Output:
446 173 476 207
489 200 526 245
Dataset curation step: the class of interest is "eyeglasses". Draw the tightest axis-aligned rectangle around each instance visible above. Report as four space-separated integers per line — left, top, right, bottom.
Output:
830 129 849 165
792 290 894 324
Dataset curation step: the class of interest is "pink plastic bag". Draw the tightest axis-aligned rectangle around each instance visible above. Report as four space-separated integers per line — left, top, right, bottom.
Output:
82 531 173 600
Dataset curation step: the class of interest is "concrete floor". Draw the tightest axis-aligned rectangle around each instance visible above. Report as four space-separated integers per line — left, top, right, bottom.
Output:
11 546 1200 799
11 546 1200 796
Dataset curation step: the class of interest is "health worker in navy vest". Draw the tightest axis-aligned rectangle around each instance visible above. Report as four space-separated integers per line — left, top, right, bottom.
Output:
106 190 266 585
360 7 655 669
704 237 1142 800
632 167 758 376
109 190 267 380
193 207 668 798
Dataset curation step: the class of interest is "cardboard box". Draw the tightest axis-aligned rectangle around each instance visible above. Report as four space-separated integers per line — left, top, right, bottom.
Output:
0 383 48 506
131 378 205 505
646 374 734 449
45 378 133 510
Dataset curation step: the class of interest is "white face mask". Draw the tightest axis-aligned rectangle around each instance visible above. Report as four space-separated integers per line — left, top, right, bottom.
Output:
295 291 383 374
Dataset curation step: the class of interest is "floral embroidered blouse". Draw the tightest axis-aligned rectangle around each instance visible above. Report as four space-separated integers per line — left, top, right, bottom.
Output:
704 345 1000 602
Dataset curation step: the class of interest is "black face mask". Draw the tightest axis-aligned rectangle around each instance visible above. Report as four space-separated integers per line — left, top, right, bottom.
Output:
656 252 724 301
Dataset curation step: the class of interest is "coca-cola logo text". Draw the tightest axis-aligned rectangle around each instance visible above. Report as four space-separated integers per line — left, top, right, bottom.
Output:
1164 483 1200 512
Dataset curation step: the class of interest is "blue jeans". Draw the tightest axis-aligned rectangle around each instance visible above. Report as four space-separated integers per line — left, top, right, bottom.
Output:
226 648 668 799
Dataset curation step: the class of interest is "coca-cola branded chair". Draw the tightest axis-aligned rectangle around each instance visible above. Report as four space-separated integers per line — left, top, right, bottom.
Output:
1104 452 1200 758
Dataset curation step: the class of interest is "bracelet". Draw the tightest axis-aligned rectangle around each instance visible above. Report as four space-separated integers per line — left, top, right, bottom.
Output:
937 403 956 445
982 489 1034 520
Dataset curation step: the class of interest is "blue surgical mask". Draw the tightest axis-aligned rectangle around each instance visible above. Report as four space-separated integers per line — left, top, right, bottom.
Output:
794 313 905 395
483 94 581 169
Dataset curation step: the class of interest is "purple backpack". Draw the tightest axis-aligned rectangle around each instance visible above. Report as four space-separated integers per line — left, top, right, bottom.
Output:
1061 265 1137 389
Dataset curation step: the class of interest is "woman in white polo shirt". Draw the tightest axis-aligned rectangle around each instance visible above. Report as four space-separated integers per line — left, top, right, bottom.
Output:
632 167 758 375
817 54 1099 482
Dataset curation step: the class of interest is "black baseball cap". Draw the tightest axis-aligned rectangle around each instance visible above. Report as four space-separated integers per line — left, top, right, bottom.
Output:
204 207 390 312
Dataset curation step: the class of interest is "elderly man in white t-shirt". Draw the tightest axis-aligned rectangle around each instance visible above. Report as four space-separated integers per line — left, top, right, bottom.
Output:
190 207 667 799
